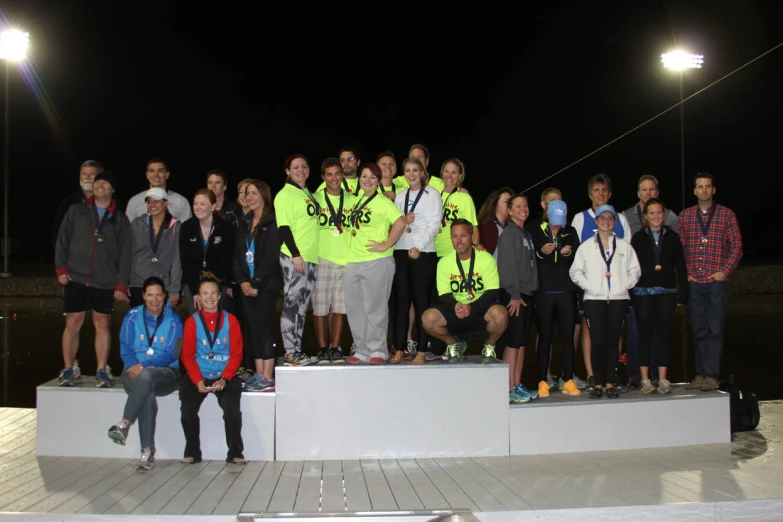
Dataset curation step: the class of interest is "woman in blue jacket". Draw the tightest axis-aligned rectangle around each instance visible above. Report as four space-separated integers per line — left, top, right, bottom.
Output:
107 276 183 470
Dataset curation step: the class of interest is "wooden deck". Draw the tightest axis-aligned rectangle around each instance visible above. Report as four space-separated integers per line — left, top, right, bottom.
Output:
0 403 782 517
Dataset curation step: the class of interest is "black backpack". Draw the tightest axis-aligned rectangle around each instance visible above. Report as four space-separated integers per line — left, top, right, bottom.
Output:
718 376 760 433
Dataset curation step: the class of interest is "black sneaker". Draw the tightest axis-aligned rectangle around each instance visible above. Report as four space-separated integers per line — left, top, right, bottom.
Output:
329 347 344 364
316 348 331 365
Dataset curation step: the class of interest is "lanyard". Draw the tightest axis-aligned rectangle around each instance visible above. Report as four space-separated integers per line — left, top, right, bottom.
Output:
245 227 255 261
441 189 456 227
404 188 425 217
351 192 378 230
494 218 505 230
381 184 394 194
596 234 617 290
522 229 534 267
143 310 164 349
92 204 109 237
324 191 344 233
287 180 320 215
198 308 223 357
148 216 165 257
648 227 664 269
456 248 477 299
696 204 717 239
198 217 215 268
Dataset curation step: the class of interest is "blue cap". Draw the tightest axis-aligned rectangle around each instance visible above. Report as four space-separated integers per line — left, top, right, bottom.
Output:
594 204 617 220
547 200 567 226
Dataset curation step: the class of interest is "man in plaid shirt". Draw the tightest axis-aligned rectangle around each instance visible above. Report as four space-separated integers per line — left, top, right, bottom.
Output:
677 173 742 391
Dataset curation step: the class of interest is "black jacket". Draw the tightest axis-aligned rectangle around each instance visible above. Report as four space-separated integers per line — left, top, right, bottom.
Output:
179 213 236 294
233 211 283 291
531 221 580 293
630 226 688 304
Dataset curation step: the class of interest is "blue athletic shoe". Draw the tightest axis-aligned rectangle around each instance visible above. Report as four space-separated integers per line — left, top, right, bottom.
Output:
515 384 538 401
243 374 275 392
58 368 75 387
95 368 114 388
509 387 531 404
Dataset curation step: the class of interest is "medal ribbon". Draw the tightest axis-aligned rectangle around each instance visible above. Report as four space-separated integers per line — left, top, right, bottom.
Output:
596 234 617 290
92 204 109 238
143 310 164 349
455 247 476 299
198 308 223 356
695 204 717 240
148 215 165 258
350 192 378 230
324 191 344 233
287 180 320 215
441 189 456 227
198 216 216 268
404 188 425 222
648 227 664 268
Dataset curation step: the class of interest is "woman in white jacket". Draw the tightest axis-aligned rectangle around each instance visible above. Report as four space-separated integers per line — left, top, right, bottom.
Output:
569 205 640 398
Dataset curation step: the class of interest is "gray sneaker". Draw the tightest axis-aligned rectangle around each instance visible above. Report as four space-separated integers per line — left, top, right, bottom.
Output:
640 378 655 394
446 342 467 364
108 421 130 445
571 374 586 389
96 368 113 388
549 374 559 392
58 368 75 387
72 362 82 380
684 375 704 390
658 379 673 394
424 351 442 362
136 447 155 471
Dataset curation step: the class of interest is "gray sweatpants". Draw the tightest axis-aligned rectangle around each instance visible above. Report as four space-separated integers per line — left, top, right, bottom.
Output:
344 257 395 361
280 254 317 351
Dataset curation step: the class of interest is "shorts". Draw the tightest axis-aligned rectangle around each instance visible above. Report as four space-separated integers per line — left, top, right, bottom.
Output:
63 281 115 315
312 258 346 316
435 298 496 335
505 293 533 347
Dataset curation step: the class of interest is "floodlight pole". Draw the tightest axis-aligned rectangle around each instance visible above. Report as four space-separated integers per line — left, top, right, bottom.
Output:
1 61 9 277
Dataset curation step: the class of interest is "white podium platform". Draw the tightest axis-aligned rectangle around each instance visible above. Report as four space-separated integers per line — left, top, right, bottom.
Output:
275 356 510 461
509 385 731 455
36 377 275 461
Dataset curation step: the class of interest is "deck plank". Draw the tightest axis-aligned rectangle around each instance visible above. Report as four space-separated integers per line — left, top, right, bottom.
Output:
130 460 209 514
77 460 176 513
379 459 423 510
434 458 505 512
471 456 558 511
320 459 346 513
212 461 265 515
266 460 304 513
360 460 397 511
101 460 184 514
241 460 285 513
47 459 137 513
185 461 244 515
342 460 371 512
0 429 37 461
0 457 99 511
452 457 530 511
157 460 227 515
293 460 322 513
416 458 479 512
397 459 449 510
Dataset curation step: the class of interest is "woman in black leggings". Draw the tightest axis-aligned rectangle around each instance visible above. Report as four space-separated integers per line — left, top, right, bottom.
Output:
531 199 581 397
630 198 688 394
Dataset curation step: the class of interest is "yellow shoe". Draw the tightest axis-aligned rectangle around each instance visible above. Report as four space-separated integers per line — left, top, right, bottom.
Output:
562 379 582 396
538 380 550 398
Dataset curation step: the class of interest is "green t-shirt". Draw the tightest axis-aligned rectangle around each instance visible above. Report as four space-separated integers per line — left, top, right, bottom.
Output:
314 190 356 266
274 182 320 263
393 175 445 193
349 191 404 263
317 177 360 196
434 191 478 257
436 248 500 304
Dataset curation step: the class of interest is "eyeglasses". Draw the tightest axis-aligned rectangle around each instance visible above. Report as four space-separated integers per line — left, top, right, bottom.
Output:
340 157 356 163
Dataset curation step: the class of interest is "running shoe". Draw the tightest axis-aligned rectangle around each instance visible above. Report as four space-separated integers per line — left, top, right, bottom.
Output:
446 341 467 364
136 447 155 471
244 374 275 392
424 352 442 362
237 367 255 384
369 357 386 365
561 380 581 396
560 374 586 390
585 375 595 390
481 342 498 363
72 362 82 380
514 384 538 401
329 347 344 364
548 373 559 391
641 378 655 395
538 380 551 398
345 356 362 364
284 350 313 366
509 387 531 404
406 340 418 355
95 368 113 388
658 379 673 394
58 368 75 387
108 421 129 445
316 348 331 365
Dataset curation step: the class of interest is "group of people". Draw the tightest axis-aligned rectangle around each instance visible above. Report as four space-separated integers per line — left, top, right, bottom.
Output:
52 146 742 468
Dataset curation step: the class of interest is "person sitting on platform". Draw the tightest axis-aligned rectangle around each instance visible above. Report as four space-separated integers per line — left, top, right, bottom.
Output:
422 219 508 364
180 271 245 464
108 276 183 471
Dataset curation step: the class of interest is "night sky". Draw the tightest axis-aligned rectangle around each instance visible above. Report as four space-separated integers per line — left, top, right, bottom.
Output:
2 0 782 264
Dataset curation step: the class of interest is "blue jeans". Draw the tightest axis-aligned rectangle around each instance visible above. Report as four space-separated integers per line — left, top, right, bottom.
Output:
687 281 729 379
121 367 180 449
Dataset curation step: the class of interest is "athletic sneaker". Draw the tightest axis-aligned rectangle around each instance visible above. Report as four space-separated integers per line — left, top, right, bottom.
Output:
585 375 595 390
329 348 344 364
446 341 467 364
96 368 113 388
424 352 441 362
58 368 75 387
369 357 386 365
641 378 655 394
284 351 313 366
538 380 551 398
515 384 538 401
244 374 275 392
136 447 155 471
481 342 498 363
658 379 672 394
349 343 357 356
509 388 531 404
406 340 418 355
72 362 82 380
560 374 586 390
561 379 581 396
548 373 559 392
316 348 331 365
108 421 129 445
237 368 255 384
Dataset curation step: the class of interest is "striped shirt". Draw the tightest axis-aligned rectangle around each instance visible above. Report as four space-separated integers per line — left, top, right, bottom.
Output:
677 203 742 283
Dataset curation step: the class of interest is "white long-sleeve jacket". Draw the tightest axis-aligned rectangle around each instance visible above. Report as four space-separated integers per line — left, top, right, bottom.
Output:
569 233 640 301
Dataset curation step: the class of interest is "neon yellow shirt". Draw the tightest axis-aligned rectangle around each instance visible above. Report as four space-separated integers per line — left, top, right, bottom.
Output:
317 177 360 196
436 248 500 304
349 191 403 263
434 190 478 257
274 182 320 263
393 175 445 193
314 190 356 266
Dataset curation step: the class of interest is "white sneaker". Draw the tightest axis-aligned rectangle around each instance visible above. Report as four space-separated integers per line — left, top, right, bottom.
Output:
406 340 418 355
571 374 586 389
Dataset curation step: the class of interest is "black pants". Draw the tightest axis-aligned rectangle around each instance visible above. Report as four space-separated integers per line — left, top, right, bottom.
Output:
180 376 244 462
632 293 677 368
535 292 576 382
392 250 437 351
241 289 279 361
583 299 629 387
